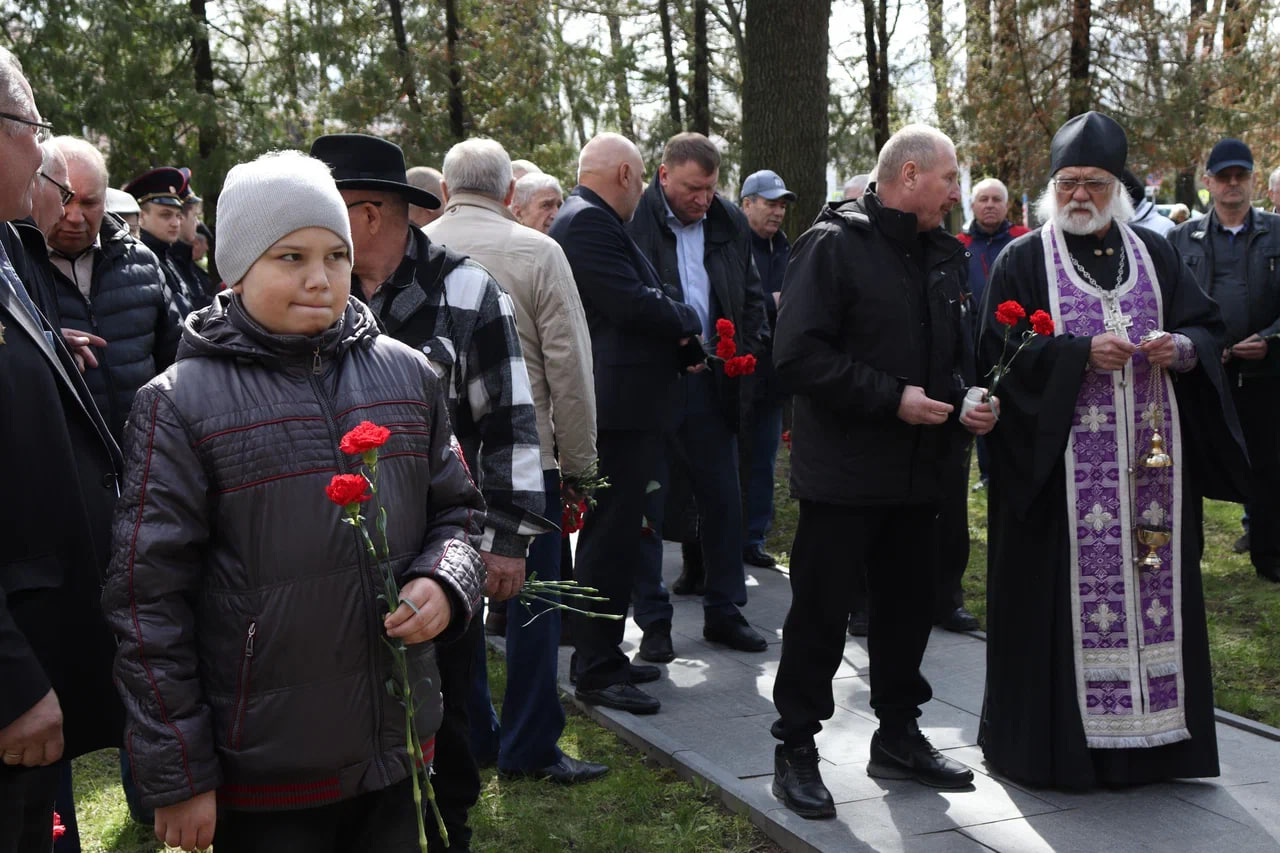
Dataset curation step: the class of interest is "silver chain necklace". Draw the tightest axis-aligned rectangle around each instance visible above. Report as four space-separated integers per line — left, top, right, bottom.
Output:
1068 246 1126 291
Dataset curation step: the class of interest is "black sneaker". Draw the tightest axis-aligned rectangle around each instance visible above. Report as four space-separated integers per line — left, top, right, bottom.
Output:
867 723 974 788
638 619 676 663
742 544 777 568
772 744 836 819
848 608 868 637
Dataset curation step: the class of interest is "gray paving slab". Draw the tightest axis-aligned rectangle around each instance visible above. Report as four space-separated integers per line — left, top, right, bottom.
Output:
509 541 1280 852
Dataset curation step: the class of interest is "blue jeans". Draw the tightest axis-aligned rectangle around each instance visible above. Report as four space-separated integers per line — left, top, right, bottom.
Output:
744 401 783 547
469 471 567 772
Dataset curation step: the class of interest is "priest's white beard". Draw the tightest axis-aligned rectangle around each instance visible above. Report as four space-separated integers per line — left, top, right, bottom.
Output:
1035 182 1135 235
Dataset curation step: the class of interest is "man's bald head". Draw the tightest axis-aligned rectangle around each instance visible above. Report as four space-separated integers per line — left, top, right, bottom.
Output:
406 166 443 227
577 133 646 221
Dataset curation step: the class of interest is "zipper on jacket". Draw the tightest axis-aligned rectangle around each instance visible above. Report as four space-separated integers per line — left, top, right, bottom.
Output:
228 620 256 749
309 362 391 785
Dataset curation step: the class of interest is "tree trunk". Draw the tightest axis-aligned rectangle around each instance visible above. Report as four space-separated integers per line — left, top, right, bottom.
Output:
691 0 711 135
606 7 636 139
927 0 953 135
1067 0 1091 117
742 0 830 240
965 0 991 91
189 0 218 162
659 0 683 128
444 0 466 140
862 0 890 150
387 0 421 113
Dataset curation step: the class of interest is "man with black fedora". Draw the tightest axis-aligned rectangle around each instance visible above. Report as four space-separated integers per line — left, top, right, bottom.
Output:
122 166 205 318
1169 138 1280 584
311 132 552 852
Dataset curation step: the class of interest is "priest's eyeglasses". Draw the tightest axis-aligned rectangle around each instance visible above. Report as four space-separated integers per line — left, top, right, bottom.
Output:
1053 177 1114 194
39 171 75 206
0 111 54 143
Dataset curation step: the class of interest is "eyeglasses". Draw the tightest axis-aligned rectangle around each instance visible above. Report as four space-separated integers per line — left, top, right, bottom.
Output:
1053 178 1114 194
345 200 383 210
39 171 75 205
0 111 54 143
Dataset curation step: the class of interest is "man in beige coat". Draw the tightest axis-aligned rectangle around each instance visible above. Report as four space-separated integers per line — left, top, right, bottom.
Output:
426 137 614 784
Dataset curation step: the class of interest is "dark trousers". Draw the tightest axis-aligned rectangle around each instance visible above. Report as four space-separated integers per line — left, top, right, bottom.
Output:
426 616 483 852
215 776 419 853
0 764 59 853
574 429 665 690
744 401 784 547
772 501 936 745
632 372 748 624
1234 376 1280 573
932 439 972 621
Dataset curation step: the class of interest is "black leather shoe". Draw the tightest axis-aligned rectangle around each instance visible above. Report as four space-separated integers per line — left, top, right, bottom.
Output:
703 613 767 652
743 544 777 568
867 723 974 788
672 542 705 595
848 608 868 637
575 682 661 714
772 744 836 819
938 607 979 633
638 620 676 663
1233 532 1250 554
569 661 660 686
484 609 507 637
1257 565 1280 583
500 753 610 785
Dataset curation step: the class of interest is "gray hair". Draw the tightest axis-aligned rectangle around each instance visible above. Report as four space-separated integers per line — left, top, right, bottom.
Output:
0 47 30 134
39 139 64 173
874 124 954 186
1034 178 1135 232
843 174 869 197
1270 166 1280 192
406 166 442 197
442 138 512 201
513 172 563 210
972 177 1009 202
510 159 542 180
51 136 110 189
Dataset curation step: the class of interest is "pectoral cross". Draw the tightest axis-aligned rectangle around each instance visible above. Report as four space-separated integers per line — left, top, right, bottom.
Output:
1101 292 1133 337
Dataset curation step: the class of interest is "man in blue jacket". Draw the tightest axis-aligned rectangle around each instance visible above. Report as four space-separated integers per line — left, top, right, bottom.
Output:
550 133 703 715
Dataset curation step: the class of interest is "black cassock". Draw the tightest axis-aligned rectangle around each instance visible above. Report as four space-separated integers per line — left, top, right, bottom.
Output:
975 223 1249 788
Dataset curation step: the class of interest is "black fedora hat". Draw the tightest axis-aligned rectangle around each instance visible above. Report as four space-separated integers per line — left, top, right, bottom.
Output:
309 133 441 210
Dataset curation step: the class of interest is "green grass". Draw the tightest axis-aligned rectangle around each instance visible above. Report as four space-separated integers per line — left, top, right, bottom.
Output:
70 651 779 853
766 445 1280 729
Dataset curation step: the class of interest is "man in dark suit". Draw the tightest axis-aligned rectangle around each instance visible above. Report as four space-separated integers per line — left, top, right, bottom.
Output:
0 47 123 853
550 133 702 715
626 133 770 662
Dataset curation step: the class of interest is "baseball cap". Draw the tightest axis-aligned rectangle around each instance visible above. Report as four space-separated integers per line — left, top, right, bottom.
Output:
1206 138 1253 175
741 170 796 202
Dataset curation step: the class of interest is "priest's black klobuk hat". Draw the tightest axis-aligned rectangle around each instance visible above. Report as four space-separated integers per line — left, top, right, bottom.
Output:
1049 111 1127 178
309 134 442 210
123 167 187 208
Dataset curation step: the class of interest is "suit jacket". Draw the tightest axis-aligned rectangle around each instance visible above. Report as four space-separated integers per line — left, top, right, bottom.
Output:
550 187 700 431
627 176 768 432
0 223 123 759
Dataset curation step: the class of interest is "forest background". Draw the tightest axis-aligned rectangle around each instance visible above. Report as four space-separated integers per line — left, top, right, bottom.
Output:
5 0 1279 245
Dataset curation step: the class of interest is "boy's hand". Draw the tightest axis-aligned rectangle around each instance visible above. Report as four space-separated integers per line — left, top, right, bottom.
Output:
386 577 453 644
155 790 216 851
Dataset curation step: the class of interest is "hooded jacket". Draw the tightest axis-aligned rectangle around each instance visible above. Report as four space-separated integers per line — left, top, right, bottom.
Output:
774 191 973 507
103 292 487 811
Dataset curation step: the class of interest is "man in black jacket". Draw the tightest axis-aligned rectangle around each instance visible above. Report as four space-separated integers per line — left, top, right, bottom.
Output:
550 133 703 716
625 133 770 661
0 48 123 853
768 125 997 818
47 137 183 443
124 166 206 319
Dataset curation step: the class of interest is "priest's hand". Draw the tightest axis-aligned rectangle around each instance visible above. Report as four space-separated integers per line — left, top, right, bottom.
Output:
1231 334 1268 361
1138 333 1177 368
1088 334 1136 371
897 385 954 425
961 396 998 435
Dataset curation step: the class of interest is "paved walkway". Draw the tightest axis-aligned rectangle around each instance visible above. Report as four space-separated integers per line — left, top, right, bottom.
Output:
528 543 1280 852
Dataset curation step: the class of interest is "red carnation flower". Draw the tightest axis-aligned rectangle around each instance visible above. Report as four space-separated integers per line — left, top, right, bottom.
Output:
561 499 588 538
723 354 757 377
325 474 371 508
782 430 791 450
994 300 1026 327
716 318 735 340
715 338 737 359
339 421 391 456
1030 309 1055 336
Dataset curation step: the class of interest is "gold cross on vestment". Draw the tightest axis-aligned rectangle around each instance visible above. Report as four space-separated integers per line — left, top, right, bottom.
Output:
1101 292 1133 337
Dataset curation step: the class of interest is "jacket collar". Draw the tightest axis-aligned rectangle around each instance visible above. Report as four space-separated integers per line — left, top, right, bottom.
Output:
571 185 623 223
966 218 1013 241
863 191 962 265
439 191 517 223
750 227 789 253
644 171 737 244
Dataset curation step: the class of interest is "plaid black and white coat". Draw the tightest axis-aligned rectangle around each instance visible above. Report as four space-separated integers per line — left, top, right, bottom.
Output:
362 227 553 556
